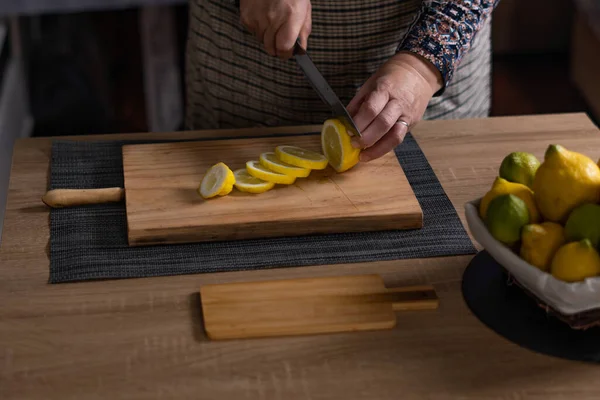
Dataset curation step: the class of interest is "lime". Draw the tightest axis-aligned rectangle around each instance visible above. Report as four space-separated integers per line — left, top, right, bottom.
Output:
564 203 600 248
499 152 540 189
485 194 530 246
479 176 540 223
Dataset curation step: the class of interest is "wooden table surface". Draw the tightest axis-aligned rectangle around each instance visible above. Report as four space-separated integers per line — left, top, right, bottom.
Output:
1 113 599 399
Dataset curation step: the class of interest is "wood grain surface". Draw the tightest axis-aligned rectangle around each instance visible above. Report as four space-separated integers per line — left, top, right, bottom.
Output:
121 135 422 246
200 274 438 340
1 113 600 399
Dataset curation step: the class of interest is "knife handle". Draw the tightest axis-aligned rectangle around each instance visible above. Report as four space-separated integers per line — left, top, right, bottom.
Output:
42 188 124 208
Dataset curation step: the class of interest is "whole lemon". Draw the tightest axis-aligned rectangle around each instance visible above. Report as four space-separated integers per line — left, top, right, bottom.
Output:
485 194 530 246
520 222 565 271
550 239 600 282
564 203 600 248
532 144 600 223
479 177 540 223
499 151 540 189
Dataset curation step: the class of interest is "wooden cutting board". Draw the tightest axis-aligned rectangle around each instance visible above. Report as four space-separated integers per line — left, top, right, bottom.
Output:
199 274 439 340
121 134 422 246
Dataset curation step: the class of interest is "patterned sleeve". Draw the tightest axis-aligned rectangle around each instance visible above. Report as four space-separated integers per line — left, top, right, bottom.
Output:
397 0 501 96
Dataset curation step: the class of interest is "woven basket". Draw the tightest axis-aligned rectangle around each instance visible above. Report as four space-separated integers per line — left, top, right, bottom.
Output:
504 269 600 330
464 199 600 330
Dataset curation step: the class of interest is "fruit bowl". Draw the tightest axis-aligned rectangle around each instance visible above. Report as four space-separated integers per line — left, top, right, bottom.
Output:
465 198 600 329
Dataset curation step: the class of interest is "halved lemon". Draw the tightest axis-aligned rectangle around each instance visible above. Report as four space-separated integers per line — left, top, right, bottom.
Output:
233 169 275 194
198 162 235 199
321 118 361 172
246 160 296 185
274 145 328 170
259 152 311 178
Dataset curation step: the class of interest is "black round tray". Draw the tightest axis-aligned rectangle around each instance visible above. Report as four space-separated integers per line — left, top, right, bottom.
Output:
461 250 600 363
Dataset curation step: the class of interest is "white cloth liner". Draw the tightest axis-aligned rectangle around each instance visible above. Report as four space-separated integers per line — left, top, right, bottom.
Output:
465 199 600 316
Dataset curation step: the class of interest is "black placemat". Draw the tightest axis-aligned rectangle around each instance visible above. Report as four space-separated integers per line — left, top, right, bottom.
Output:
48 132 476 283
462 250 600 363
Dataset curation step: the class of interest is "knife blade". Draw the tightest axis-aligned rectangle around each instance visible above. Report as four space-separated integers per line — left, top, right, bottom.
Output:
293 40 362 138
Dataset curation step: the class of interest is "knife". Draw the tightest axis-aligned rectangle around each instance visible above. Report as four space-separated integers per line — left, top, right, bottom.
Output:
293 40 362 138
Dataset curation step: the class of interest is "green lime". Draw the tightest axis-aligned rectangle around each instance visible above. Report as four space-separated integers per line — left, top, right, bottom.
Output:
564 203 600 248
485 194 530 245
499 152 540 189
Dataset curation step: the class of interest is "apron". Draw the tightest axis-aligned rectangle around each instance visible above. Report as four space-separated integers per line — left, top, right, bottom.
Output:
184 0 492 130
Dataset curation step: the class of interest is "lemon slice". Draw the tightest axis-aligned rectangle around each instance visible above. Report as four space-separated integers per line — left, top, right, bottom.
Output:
259 152 311 178
198 162 235 199
246 160 296 184
233 169 275 193
274 145 328 170
321 118 361 172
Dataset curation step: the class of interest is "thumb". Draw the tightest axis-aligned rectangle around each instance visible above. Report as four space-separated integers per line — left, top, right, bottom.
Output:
346 81 371 116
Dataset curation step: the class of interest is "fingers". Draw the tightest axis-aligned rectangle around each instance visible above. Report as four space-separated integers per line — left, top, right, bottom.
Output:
241 1 311 59
262 23 279 56
359 121 408 162
346 81 371 116
275 8 306 59
357 99 403 148
239 0 258 35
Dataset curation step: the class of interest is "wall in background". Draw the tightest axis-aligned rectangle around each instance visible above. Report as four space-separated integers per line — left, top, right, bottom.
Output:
491 0 575 54
570 9 600 122
0 20 33 241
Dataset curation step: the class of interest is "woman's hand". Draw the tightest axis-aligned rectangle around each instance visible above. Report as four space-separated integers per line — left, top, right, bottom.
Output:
347 52 444 162
239 0 312 59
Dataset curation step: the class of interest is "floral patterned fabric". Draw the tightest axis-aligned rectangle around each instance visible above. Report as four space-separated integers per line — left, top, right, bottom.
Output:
398 0 501 95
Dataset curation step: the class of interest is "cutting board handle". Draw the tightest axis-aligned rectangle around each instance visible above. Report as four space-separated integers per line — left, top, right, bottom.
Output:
42 188 124 208
354 285 439 311
385 286 439 311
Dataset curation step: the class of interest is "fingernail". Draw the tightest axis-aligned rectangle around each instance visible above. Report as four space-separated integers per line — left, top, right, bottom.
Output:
351 140 361 149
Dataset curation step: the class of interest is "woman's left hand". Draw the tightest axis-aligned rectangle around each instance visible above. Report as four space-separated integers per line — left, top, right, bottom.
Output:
346 52 443 162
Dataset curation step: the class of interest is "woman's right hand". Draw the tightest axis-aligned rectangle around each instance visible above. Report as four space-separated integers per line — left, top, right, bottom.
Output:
239 0 312 59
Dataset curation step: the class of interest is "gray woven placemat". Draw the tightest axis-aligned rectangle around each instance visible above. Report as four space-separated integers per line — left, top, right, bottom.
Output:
48 132 476 283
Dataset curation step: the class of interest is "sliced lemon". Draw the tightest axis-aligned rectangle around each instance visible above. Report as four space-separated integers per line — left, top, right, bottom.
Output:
198 162 235 199
246 160 296 185
321 118 361 173
259 152 311 178
233 169 275 194
274 145 328 170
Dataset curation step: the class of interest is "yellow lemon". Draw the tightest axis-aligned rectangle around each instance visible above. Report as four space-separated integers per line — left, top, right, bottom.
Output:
550 239 600 282
321 118 361 172
519 222 565 271
275 145 328 170
233 169 275 194
198 162 235 199
246 160 296 185
533 144 600 222
479 177 540 223
259 152 311 178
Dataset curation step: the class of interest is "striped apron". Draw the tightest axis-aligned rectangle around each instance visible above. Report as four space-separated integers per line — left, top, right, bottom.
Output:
184 0 492 130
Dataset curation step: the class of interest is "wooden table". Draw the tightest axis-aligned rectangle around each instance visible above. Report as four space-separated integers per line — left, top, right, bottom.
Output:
1 113 599 399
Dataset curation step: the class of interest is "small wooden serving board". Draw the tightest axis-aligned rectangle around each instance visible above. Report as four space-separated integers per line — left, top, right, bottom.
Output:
121 134 422 246
199 274 439 340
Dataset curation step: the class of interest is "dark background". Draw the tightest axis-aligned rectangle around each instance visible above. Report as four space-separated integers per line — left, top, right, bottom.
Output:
4 0 599 137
